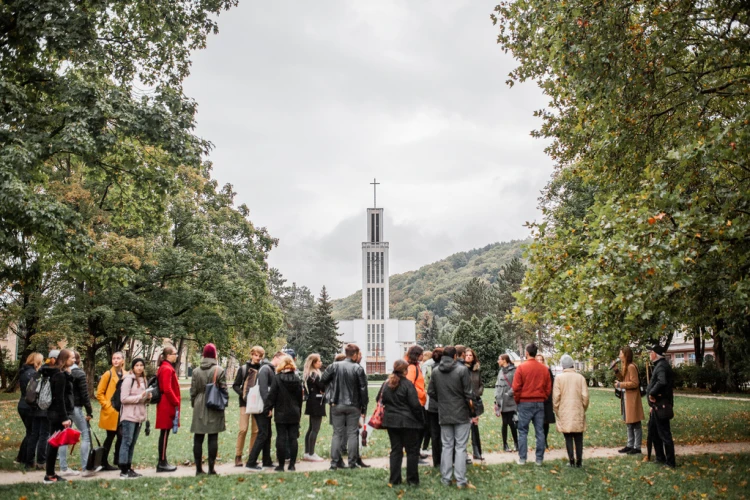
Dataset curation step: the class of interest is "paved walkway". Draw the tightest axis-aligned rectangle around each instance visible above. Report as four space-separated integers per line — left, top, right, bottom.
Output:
588 387 750 402
1 441 749 486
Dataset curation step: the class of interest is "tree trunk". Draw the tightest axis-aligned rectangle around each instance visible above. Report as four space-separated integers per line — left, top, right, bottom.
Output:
694 327 704 367
85 340 99 400
175 338 185 378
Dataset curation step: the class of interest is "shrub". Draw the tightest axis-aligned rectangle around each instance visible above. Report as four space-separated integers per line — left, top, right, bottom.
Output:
367 374 388 382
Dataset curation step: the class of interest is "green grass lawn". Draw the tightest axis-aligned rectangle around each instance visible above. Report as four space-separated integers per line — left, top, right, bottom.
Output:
1 453 748 498
0 388 749 471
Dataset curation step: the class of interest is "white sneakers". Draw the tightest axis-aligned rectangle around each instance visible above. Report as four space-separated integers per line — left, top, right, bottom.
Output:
60 469 81 476
303 453 325 462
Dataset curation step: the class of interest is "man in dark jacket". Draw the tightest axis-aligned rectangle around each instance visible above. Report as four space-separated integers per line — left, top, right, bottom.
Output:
321 343 368 470
233 346 262 466
646 344 676 468
245 351 284 470
427 345 474 489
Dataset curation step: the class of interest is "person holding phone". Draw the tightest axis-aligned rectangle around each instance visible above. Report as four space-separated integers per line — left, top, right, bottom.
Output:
119 358 152 478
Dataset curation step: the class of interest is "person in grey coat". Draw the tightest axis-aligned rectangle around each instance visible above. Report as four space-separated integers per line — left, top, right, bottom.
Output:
190 344 228 475
246 351 284 470
495 353 518 452
427 345 474 490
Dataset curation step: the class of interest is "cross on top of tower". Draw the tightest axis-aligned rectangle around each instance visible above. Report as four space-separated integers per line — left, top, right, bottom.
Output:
370 178 380 208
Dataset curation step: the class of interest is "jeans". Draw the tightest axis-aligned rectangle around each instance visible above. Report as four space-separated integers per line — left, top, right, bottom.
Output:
118 420 142 466
627 422 643 449
17 408 32 465
236 408 259 457
59 407 90 471
247 413 273 466
305 416 322 455
426 410 442 467
649 413 675 467
276 423 300 466
440 422 471 486
564 432 583 465
388 428 420 485
330 405 360 466
27 416 49 466
517 402 546 462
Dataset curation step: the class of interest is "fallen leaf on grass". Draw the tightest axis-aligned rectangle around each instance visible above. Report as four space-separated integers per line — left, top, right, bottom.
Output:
261 484 267 490
325 479 339 486
550 469 558 474
535 485 543 492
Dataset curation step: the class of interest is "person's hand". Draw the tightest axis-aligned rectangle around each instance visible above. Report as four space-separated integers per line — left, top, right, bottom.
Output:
85 415 92 421
648 395 656 403
63 420 72 428
471 417 479 425
615 381 620 389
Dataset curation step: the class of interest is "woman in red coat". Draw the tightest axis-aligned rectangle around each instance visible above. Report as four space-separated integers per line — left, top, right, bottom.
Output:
156 345 181 472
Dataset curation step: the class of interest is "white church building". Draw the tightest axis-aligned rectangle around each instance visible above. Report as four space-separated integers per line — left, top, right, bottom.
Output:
337 181 416 374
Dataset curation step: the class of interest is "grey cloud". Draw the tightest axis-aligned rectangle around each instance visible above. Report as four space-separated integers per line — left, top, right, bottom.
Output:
184 0 553 298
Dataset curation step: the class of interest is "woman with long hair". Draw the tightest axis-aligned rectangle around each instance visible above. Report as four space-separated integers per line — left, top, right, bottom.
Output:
119 358 152 478
43 349 75 483
425 347 443 468
58 351 93 476
382 359 424 486
495 353 518 452
302 353 326 462
190 344 228 475
95 351 125 471
465 348 484 461
613 346 645 454
404 345 426 463
18 352 44 470
536 353 556 448
155 345 181 472
264 354 303 471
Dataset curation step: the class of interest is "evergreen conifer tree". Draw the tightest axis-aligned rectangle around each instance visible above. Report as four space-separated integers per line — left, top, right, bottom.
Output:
306 286 342 364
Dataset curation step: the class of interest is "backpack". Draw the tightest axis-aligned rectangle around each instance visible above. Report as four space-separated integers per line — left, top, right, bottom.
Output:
103 370 124 412
25 371 41 406
147 373 162 405
37 374 52 410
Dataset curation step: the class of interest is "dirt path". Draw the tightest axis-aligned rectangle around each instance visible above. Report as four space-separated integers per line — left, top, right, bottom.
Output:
1 441 748 486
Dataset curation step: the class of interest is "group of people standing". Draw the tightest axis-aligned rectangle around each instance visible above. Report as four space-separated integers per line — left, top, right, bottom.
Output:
15 339 676 486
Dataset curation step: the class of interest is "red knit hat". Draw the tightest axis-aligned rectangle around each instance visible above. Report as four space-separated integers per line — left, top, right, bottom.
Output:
202 343 217 359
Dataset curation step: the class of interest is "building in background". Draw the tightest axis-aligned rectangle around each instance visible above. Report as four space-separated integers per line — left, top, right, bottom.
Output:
337 180 416 374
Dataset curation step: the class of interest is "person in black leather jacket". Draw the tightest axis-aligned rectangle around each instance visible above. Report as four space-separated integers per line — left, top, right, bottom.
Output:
58 351 94 476
645 344 675 468
321 344 368 470
17 353 44 468
263 355 304 471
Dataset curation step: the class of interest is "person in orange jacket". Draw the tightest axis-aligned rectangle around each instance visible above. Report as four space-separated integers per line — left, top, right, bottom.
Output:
96 351 125 471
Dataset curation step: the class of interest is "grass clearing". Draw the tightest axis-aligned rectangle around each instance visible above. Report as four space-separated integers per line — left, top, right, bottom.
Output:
0 452 748 498
0 387 748 471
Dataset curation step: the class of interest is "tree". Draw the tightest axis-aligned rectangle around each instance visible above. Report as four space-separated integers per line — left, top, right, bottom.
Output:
452 278 495 324
495 0 750 384
453 316 510 384
416 310 439 350
305 287 342 365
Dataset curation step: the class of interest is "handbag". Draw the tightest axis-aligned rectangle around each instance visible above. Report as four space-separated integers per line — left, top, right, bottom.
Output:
615 387 623 399
246 383 264 414
86 422 105 471
205 366 228 411
654 401 674 420
367 384 386 430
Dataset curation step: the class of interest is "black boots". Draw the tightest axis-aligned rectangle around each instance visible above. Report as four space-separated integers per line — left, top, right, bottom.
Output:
157 459 177 472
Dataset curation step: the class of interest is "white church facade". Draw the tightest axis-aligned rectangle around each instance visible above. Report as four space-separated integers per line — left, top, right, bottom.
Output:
337 182 416 374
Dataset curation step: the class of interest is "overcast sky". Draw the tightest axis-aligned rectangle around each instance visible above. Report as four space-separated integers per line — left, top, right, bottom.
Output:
183 0 553 299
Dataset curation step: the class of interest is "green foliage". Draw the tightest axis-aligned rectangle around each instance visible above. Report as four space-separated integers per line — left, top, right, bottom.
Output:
305 287 342 365
416 310 439 350
453 316 512 385
332 240 527 321
496 0 750 378
269 270 316 360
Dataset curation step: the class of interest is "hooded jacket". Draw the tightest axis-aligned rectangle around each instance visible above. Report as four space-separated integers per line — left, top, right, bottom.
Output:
190 357 228 434
426 356 474 425
256 360 275 403
494 364 517 413
264 370 303 424
18 364 36 414
120 372 149 424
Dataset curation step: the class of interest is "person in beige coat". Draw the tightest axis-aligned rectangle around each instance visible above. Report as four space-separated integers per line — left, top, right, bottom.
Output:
613 346 646 454
552 355 589 467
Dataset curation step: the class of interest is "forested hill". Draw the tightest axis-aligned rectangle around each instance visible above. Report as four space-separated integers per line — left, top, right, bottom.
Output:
332 239 528 321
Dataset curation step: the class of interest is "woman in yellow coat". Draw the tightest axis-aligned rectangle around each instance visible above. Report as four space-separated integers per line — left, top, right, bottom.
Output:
96 351 125 470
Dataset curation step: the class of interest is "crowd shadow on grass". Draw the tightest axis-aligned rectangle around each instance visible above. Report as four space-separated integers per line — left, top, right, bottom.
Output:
0 453 749 498
0 388 749 472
